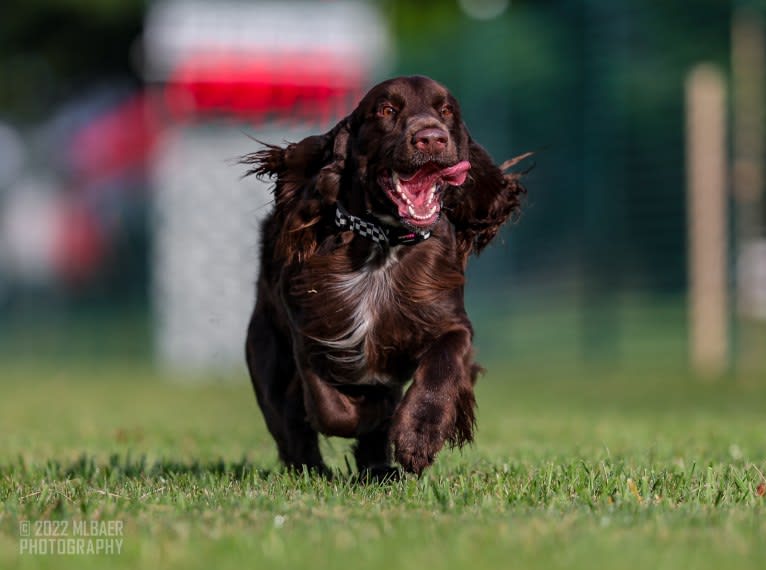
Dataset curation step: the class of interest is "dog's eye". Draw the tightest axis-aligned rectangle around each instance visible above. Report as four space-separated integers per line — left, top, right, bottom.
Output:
377 104 398 119
440 104 454 119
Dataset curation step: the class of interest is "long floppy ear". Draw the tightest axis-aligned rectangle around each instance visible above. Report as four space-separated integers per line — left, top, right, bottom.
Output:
444 138 531 257
242 118 351 206
241 118 352 262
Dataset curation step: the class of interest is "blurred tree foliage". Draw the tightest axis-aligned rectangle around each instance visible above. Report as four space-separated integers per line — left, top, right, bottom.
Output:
0 0 144 121
383 0 737 296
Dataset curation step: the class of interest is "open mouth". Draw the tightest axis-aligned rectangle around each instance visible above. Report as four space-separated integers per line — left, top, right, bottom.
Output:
380 160 471 228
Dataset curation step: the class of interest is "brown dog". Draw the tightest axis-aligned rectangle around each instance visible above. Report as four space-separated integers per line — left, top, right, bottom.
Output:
244 76 528 476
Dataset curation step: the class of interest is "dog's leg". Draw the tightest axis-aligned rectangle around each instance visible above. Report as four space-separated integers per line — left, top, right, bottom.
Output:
300 369 402 479
389 328 477 475
353 386 402 479
302 371 394 437
354 425 398 481
246 309 327 474
281 374 328 474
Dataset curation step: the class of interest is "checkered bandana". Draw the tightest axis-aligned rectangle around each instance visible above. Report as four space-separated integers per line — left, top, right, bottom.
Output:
335 204 431 246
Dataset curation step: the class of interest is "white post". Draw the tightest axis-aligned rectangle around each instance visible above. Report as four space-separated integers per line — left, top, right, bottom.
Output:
685 64 729 377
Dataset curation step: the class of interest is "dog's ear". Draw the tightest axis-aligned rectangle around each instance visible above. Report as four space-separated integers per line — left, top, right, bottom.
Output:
241 117 353 263
242 118 351 207
444 138 530 257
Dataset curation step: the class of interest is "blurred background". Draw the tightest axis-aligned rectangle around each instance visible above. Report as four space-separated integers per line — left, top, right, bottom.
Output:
0 0 764 380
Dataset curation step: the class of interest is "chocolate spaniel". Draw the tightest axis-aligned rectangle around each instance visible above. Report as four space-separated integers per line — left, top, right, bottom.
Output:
244 75 529 476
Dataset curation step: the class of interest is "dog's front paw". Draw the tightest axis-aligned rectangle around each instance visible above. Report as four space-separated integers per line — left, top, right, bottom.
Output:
390 420 446 475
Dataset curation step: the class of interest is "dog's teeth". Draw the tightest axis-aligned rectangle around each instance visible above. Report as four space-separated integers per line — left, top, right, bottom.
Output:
426 185 437 205
410 207 436 220
395 177 437 219
394 178 412 204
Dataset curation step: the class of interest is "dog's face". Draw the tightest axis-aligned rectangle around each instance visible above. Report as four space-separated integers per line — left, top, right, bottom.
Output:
349 76 472 230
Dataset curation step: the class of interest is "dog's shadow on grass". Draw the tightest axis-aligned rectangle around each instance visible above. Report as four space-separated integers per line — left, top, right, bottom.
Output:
13 455 275 482
10 454 399 486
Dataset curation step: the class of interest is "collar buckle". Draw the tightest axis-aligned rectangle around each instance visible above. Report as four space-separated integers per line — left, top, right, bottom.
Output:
384 227 431 246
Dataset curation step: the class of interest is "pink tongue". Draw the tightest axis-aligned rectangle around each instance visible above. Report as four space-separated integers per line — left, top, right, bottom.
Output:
438 160 471 186
398 160 471 190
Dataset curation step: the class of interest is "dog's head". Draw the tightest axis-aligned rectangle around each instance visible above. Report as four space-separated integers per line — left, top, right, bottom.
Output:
246 75 526 253
344 75 471 230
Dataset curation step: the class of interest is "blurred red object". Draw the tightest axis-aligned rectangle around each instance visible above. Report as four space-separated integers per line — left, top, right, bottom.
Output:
68 51 364 188
69 93 161 186
53 202 107 287
164 52 363 124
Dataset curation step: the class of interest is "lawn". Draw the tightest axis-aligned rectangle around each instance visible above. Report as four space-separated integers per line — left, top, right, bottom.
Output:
1 354 765 570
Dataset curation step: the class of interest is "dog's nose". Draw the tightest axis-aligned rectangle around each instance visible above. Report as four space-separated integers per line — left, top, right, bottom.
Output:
412 128 448 153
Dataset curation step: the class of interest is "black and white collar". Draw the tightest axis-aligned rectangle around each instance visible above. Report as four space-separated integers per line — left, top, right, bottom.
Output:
334 204 431 247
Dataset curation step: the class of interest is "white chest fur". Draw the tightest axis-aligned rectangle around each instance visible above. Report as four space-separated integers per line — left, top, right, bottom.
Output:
314 251 400 384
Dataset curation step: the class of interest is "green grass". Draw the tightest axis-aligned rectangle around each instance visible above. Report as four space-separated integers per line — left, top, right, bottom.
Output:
1 357 765 570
